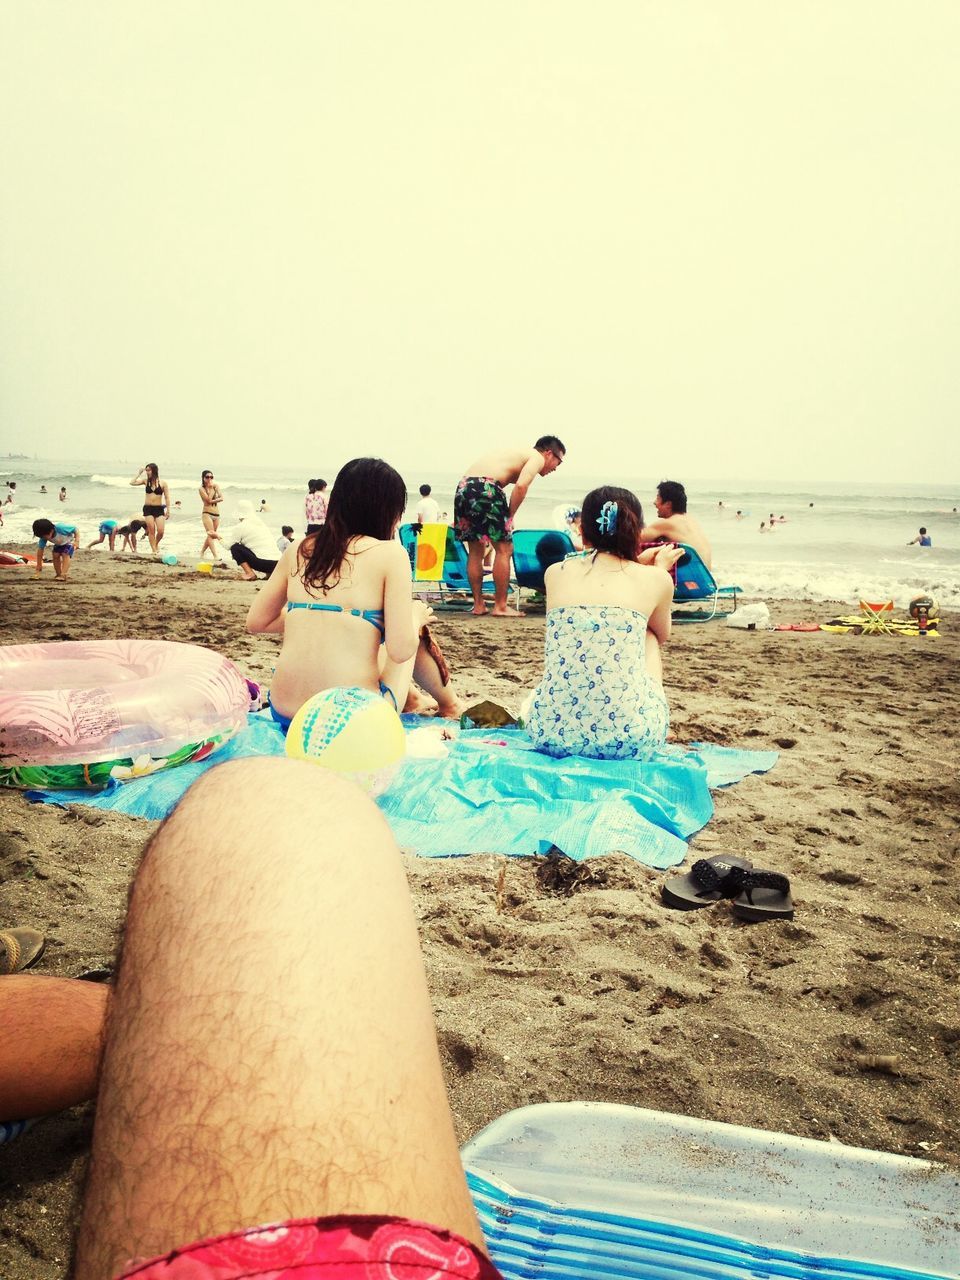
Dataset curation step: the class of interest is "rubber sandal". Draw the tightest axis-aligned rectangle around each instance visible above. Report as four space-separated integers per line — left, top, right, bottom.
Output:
661 855 753 910
731 870 794 922
0 928 46 975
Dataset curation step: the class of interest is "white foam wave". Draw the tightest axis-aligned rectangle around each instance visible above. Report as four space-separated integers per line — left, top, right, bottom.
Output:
90 473 305 492
726 562 960 611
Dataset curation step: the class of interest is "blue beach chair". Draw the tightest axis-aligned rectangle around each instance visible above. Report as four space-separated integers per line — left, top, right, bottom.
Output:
672 543 740 622
398 524 518 609
510 529 576 595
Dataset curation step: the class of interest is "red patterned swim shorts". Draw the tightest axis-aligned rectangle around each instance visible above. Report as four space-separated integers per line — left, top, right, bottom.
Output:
116 1214 503 1280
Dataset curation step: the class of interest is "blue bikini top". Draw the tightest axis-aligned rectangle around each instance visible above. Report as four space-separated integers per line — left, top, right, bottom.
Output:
286 601 385 639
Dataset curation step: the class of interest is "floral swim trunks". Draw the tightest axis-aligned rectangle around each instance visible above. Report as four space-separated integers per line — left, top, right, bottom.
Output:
116 1215 503 1279
454 477 513 545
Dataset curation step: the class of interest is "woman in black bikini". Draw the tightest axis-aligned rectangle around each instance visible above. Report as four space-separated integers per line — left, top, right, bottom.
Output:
198 469 223 561
129 463 171 555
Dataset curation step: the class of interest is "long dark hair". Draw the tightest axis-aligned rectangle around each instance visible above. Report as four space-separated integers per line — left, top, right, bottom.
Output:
580 486 643 561
301 457 407 593
146 463 159 481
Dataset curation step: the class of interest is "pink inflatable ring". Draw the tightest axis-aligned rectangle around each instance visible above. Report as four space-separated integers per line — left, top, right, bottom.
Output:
0 639 251 790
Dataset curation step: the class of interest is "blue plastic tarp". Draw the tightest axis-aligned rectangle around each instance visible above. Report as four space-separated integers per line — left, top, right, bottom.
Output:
26 715 777 870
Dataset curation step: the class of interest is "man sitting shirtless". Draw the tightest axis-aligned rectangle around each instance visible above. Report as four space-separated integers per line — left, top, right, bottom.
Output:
454 436 566 617
640 479 712 569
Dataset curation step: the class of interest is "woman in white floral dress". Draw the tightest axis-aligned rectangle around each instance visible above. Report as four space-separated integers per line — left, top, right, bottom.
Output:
526 486 680 760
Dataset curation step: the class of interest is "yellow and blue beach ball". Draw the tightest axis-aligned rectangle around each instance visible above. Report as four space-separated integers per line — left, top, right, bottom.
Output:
285 686 406 796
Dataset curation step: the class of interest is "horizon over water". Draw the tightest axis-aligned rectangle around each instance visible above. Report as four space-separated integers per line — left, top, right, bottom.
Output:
2 455 959 611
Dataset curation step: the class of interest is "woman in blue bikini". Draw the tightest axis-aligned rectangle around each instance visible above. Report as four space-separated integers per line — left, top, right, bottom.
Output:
246 457 461 727
525 486 679 761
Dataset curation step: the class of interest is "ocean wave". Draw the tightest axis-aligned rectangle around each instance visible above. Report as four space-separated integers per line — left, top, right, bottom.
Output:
90 474 305 492
726 563 960 611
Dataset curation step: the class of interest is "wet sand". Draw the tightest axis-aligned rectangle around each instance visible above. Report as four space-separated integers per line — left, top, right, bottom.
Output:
1 550 958 1277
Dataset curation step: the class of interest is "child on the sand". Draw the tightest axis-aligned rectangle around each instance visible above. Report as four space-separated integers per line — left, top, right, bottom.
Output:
247 457 462 726
117 519 146 553
525 486 678 760
87 519 120 552
32 518 79 581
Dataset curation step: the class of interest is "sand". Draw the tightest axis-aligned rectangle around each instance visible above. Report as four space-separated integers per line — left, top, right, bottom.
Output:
1 551 958 1278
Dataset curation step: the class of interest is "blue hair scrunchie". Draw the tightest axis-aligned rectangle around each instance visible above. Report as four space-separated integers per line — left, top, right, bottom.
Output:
596 501 618 535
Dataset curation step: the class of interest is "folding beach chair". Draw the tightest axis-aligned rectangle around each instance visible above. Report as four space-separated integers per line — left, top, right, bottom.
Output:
672 544 740 622
858 600 898 635
399 524 518 610
510 529 576 595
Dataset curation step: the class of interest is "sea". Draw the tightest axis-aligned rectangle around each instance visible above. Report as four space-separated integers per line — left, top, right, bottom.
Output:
2 455 959 612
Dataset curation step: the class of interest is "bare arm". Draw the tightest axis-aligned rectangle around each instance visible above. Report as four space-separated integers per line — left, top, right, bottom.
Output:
639 519 672 543
129 470 145 487
383 542 419 663
508 453 546 518
246 549 291 635
645 566 674 646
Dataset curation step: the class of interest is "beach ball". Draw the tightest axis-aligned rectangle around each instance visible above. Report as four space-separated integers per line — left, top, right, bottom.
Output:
285 686 406 796
909 594 937 619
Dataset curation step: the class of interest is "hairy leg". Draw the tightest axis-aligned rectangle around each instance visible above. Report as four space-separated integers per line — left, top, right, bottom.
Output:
0 976 108 1121
465 541 486 614
74 758 484 1278
490 541 523 617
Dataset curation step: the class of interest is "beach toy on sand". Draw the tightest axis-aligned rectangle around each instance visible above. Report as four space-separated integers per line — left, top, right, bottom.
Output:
0 551 28 567
0 639 250 790
909 594 937 637
161 553 178 566
196 561 213 574
285 686 405 797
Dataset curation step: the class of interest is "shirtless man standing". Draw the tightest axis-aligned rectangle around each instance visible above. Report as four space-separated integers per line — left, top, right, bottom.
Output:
640 480 713 569
455 436 566 616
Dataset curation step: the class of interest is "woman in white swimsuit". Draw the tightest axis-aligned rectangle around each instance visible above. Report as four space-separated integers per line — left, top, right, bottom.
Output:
526 486 680 761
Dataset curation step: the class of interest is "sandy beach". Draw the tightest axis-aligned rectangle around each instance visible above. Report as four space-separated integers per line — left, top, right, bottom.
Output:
1 551 958 1278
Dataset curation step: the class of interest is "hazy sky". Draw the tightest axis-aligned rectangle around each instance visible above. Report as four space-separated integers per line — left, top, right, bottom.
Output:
1 2 958 482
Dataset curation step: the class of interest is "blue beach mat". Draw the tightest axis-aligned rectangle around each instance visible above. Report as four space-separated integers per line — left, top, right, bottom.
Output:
26 715 776 870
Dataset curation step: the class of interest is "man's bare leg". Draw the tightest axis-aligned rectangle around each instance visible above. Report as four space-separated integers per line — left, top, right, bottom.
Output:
490 541 523 617
0 976 108 1122
74 758 485 1278
465 540 487 614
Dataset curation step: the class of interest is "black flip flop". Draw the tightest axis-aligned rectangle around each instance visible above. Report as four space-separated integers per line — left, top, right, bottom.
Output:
732 870 794 922
662 855 754 910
